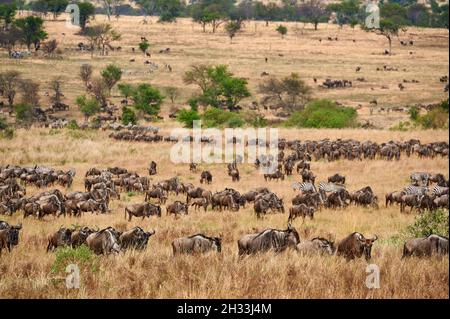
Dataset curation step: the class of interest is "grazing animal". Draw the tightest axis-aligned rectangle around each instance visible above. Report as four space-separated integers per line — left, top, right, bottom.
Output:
200 170 213 184
47 227 73 252
238 225 300 255
166 201 188 217
402 235 448 257
71 227 95 248
190 198 208 212
148 161 157 175
327 173 345 185
172 234 222 255
119 227 155 250
335 232 378 261
288 204 315 222
86 227 121 255
125 203 161 221
0 223 22 255
297 237 334 255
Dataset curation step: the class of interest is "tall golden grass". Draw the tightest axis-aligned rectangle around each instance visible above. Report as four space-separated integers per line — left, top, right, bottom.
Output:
0 128 448 298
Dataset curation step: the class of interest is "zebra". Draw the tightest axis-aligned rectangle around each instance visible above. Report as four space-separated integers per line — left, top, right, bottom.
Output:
410 172 431 186
403 185 429 196
292 182 317 193
318 181 346 193
431 186 449 197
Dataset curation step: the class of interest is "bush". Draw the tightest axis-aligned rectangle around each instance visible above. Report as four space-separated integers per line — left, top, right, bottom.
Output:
202 107 244 128
14 103 33 122
121 106 137 125
418 107 449 129
284 99 357 128
241 110 268 127
0 117 14 139
177 109 201 128
67 120 79 130
406 210 449 238
408 106 420 121
389 121 411 131
0 116 7 130
51 245 98 274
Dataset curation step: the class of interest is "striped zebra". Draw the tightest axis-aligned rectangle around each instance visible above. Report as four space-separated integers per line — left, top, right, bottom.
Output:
318 181 346 193
403 185 429 196
431 186 449 197
292 182 317 193
410 172 431 186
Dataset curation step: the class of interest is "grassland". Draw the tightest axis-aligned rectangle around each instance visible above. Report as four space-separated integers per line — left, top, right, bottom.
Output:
0 14 449 128
0 127 448 298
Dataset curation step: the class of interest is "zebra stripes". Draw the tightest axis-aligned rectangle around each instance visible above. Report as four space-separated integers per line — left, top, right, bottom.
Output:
318 181 346 193
431 186 449 197
403 185 429 196
410 172 430 185
292 182 317 193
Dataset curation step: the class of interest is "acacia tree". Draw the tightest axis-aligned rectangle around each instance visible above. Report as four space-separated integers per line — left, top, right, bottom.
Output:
258 73 311 112
49 77 64 106
276 24 287 38
225 20 242 43
0 2 17 30
0 26 23 56
300 0 327 30
20 79 40 107
78 1 96 31
85 23 121 56
14 16 48 50
101 64 122 95
139 40 150 56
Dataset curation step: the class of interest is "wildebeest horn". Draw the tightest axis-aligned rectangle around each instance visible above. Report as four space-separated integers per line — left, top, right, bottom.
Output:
287 222 292 229
356 233 364 241
371 235 378 241
16 223 22 230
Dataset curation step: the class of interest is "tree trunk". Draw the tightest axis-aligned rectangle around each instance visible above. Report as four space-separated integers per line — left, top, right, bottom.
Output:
388 36 392 55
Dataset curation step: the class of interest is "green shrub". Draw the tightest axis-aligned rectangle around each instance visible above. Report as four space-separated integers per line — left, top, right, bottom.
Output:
389 121 411 131
14 103 33 122
284 99 357 128
121 106 137 125
177 109 201 128
406 210 449 238
418 107 449 129
51 245 98 274
241 110 268 127
67 120 79 130
408 106 420 121
0 116 7 130
202 107 245 128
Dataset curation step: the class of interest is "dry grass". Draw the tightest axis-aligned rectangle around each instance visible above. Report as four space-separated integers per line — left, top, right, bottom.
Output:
1 15 448 128
0 127 448 298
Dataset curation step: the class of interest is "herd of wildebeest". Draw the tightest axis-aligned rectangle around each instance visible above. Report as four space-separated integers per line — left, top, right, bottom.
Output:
0 137 448 261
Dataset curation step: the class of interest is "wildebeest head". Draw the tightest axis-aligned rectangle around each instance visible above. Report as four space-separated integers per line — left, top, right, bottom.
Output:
311 237 335 255
7 224 22 247
286 224 300 247
356 233 378 261
211 237 222 253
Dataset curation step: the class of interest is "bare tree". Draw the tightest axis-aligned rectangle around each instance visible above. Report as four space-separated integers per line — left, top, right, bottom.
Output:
165 86 179 104
42 39 58 57
90 77 110 107
0 70 21 107
49 77 64 106
80 64 93 90
20 79 40 107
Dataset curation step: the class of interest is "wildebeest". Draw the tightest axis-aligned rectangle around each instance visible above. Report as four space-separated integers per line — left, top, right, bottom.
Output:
0 223 22 255
166 201 188 217
47 227 73 252
328 173 345 184
119 227 155 250
296 237 335 255
145 187 167 204
335 232 378 261
230 168 240 182
237 225 300 255
77 199 106 216
288 204 315 222
301 169 315 184
200 171 213 184
190 198 208 212
125 202 161 221
264 170 285 181
172 234 222 255
402 235 448 257
385 191 405 207
86 227 121 255
148 161 157 175
71 226 96 248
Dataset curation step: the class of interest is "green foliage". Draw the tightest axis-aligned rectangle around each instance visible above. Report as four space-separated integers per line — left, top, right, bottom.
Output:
31 0 69 19
139 40 150 54
276 24 287 37
202 107 245 128
118 83 133 99
76 95 100 120
67 119 79 130
225 20 242 41
184 64 250 111
0 116 7 130
241 110 268 127
177 109 201 128
284 99 357 128
409 100 449 129
131 84 164 116
14 16 48 50
14 103 33 122
328 0 360 27
406 210 449 238
0 116 14 139
51 245 98 274
121 106 137 125
77 1 96 30
0 2 17 27
389 121 412 131
408 106 420 121
101 64 122 94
